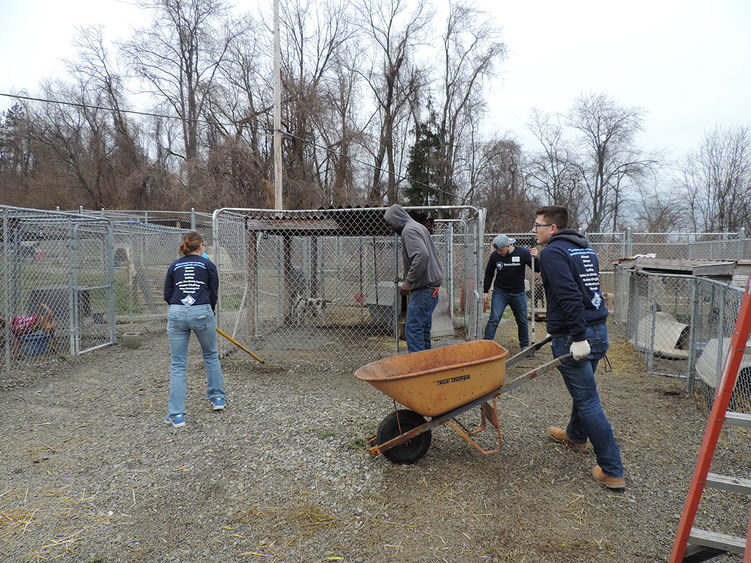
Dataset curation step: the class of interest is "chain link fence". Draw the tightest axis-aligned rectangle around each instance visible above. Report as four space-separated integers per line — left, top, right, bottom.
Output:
496 230 749 273
77 208 209 330
1 206 116 374
112 221 191 328
75 207 214 235
5 203 750 385
613 266 750 416
212 207 484 363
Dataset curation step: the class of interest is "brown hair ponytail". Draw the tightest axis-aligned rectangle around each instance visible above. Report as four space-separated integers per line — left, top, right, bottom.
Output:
179 231 205 256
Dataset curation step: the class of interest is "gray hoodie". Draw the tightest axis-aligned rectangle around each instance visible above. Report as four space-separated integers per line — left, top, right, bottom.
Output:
384 204 444 289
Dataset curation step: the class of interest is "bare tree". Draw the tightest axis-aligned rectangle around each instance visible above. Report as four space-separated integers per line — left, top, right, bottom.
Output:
202 18 275 208
71 27 155 207
630 183 687 232
471 138 536 232
567 92 653 231
355 0 431 204
683 125 751 232
525 108 583 224
279 0 355 208
124 0 244 169
434 3 505 206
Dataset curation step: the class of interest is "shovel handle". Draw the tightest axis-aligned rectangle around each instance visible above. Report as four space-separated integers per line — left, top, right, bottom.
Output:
216 328 264 364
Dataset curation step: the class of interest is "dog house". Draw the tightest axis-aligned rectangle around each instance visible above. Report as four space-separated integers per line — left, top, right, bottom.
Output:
212 207 485 356
695 337 751 389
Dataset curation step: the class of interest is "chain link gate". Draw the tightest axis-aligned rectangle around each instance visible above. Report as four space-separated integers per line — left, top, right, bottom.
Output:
1 206 116 374
212 207 484 363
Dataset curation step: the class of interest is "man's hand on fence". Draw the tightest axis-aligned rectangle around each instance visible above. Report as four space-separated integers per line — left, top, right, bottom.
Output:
570 340 591 360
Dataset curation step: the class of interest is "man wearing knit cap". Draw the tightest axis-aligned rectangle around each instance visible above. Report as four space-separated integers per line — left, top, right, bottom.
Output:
482 233 539 348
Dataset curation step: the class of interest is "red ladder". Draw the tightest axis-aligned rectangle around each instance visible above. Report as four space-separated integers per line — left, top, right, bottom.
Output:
671 276 751 562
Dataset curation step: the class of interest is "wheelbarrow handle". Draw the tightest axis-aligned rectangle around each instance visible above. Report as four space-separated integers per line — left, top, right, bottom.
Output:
506 335 552 368
495 352 573 396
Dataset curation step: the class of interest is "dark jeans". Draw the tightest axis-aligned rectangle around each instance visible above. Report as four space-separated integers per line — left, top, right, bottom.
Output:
551 322 623 478
405 288 439 352
483 288 529 347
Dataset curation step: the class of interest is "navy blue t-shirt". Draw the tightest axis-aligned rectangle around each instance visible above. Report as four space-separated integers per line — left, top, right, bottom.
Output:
163 255 218 307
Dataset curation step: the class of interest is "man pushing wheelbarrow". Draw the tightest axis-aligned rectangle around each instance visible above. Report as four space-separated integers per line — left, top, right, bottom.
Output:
532 205 624 489
357 206 624 490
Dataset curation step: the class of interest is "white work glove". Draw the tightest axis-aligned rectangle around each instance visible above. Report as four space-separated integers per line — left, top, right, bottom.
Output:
570 340 591 360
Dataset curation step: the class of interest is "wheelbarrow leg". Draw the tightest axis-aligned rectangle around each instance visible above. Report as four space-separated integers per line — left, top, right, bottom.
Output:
447 398 503 455
462 401 500 436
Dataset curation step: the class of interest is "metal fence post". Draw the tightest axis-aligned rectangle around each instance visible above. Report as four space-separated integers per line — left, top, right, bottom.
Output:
191 208 196 231
714 285 726 389
446 222 454 321
625 227 632 258
393 231 400 352
686 277 699 393
68 218 77 356
648 275 657 373
739 228 745 259
2 208 9 374
106 223 116 345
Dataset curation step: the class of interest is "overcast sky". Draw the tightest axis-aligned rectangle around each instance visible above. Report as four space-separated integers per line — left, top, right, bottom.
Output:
1 0 749 162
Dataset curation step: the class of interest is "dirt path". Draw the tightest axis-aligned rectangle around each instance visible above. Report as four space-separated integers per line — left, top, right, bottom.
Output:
1 321 747 562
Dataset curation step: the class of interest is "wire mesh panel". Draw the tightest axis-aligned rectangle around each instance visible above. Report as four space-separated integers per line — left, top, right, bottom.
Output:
612 267 751 418
1 206 115 373
587 232 626 272
617 271 694 377
690 278 749 413
212 207 483 362
628 231 748 261
491 231 624 273
112 222 192 326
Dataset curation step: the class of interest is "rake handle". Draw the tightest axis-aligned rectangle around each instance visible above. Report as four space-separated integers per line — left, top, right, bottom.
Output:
216 328 264 364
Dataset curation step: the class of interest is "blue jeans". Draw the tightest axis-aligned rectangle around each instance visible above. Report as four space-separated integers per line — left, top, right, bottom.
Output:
405 288 439 352
551 322 623 478
167 304 225 416
483 289 529 347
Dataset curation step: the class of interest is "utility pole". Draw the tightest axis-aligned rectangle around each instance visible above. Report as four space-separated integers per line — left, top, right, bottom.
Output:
273 0 283 210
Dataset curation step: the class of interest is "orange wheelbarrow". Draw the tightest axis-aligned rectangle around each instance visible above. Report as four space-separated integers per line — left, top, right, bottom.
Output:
356 337 570 464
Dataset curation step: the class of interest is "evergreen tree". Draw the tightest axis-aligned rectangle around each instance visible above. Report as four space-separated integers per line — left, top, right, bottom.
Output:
405 112 441 206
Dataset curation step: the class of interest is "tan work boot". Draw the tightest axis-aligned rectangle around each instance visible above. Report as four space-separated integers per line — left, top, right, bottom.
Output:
592 465 626 489
547 426 587 451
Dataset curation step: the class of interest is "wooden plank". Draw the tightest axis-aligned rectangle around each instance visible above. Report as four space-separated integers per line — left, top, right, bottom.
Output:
725 411 751 428
689 527 746 554
705 473 751 495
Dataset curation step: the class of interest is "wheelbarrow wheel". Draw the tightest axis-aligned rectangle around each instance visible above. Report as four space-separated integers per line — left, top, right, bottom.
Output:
377 409 431 464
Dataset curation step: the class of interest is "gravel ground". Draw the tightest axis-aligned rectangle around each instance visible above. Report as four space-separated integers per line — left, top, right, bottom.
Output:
1 319 749 562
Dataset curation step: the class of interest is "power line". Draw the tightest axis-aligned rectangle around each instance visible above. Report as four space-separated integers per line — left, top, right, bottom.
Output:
0 92 216 125
0 90 492 203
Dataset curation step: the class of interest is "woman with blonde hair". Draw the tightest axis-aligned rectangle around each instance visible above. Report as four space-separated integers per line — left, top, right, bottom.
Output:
163 231 225 427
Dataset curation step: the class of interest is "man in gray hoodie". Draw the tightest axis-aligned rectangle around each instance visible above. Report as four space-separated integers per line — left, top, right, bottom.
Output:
384 204 444 352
